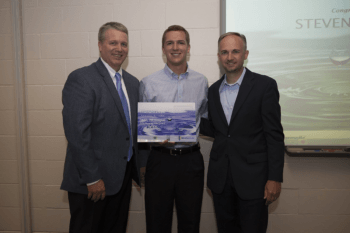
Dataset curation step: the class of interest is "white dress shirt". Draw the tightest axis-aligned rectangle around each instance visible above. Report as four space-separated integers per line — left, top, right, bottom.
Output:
101 58 131 123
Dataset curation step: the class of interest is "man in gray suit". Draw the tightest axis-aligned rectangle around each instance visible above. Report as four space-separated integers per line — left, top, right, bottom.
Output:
61 22 141 233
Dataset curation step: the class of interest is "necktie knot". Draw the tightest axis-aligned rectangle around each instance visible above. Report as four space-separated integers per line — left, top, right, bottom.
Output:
115 72 121 82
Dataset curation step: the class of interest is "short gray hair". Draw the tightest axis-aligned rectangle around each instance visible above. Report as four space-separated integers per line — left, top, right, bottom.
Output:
218 32 247 51
98 22 128 43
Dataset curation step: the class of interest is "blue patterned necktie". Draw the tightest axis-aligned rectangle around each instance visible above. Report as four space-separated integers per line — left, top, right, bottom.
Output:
115 72 133 161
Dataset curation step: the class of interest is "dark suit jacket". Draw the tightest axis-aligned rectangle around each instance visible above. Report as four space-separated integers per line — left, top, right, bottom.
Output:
61 58 142 196
201 68 285 200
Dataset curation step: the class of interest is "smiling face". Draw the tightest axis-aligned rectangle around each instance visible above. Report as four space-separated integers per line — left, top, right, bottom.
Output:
162 31 190 71
98 29 128 71
218 35 249 75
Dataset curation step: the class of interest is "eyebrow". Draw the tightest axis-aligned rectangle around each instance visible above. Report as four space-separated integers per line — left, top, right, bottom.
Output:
221 49 240 52
166 40 186 43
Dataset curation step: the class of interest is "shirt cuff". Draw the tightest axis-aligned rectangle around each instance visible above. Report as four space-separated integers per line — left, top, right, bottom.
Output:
87 179 100 186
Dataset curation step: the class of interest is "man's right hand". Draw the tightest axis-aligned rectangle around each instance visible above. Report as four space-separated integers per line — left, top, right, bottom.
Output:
87 179 106 202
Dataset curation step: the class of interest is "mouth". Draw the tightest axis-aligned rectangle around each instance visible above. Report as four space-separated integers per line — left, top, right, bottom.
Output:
171 53 181 57
112 54 123 58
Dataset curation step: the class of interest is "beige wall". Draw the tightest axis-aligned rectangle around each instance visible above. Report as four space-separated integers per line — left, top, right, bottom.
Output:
0 0 350 232
0 0 23 232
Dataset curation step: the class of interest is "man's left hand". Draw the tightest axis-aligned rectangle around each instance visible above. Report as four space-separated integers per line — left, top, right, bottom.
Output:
264 180 281 205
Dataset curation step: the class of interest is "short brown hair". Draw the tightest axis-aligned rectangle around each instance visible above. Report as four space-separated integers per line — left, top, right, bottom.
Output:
98 22 128 43
218 32 247 51
162 25 190 47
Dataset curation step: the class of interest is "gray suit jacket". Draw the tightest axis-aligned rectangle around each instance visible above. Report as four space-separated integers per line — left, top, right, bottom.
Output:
61 58 141 195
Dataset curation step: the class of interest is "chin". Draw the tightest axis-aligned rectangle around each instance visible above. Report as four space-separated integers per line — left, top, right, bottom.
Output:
224 68 237 73
169 60 185 66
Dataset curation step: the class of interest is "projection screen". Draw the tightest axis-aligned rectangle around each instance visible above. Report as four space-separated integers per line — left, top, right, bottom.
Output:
223 0 350 146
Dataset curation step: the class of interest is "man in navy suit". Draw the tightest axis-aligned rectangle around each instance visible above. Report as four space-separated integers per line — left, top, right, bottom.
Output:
61 22 142 233
200 32 285 233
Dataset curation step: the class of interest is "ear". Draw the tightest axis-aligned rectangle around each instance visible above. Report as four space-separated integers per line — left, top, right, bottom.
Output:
98 41 102 53
162 46 165 55
244 50 249 60
187 44 191 53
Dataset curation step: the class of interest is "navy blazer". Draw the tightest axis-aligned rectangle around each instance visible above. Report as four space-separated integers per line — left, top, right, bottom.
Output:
201 68 285 200
61 58 142 195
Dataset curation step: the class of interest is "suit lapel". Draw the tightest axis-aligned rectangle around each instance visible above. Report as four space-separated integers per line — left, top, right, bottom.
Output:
213 75 228 127
95 58 129 128
229 68 254 125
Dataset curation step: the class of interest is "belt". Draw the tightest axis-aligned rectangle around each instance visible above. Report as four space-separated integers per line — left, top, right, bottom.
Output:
152 144 200 156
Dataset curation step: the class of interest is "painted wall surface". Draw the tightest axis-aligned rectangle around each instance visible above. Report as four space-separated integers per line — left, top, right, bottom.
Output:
0 0 22 231
0 0 350 232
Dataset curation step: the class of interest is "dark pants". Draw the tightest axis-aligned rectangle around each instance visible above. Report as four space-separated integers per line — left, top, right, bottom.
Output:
68 157 133 233
145 149 204 233
212 168 268 233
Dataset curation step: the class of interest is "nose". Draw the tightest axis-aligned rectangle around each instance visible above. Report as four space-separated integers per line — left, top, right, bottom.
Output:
228 52 233 60
116 43 122 51
173 42 178 50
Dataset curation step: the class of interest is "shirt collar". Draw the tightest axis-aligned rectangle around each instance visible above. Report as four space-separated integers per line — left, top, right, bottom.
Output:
164 63 189 80
100 57 123 79
219 67 246 93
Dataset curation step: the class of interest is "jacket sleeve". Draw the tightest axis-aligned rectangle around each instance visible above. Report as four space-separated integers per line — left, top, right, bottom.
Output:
137 80 151 167
261 79 285 182
200 88 215 138
62 71 101 184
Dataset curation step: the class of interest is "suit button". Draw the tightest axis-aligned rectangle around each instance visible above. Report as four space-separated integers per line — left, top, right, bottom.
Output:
124 156 127 160
225 154 228 158
228 135 230 138
126 137 129 141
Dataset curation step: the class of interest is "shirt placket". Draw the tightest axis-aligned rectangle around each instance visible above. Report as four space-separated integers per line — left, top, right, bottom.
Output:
177 74 184 102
